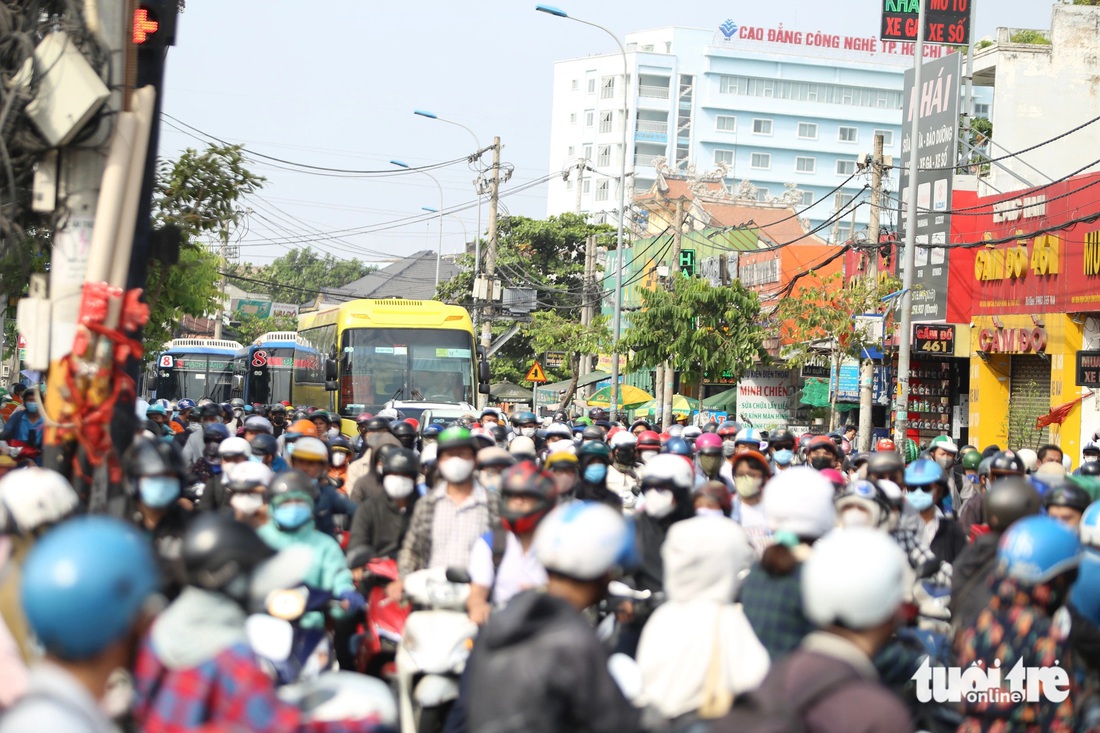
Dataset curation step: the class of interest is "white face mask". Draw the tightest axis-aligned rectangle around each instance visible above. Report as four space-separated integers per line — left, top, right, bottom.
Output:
521 427 536 438
383 475 416 499
328 427 340 440
1086 455 1098 463
439 456 475 484
230 492 264 515
695 507 725 518
840 506 873 528
331 453 347 467
640 450 659 464
643 488 676 518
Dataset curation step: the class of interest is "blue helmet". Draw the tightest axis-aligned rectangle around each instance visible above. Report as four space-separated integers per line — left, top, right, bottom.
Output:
1080 501 1100 550
22 516 158 660
663 436 693 458
998 515 1081 585
177 398 196 411
422 424 443 438
904 458 945 488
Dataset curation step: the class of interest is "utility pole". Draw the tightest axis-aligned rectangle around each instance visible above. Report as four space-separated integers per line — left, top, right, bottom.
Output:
858 133 884 453
579 234 596 403
574 159 585 214
661 197 684 430
213 232 228 339
479 136 502 399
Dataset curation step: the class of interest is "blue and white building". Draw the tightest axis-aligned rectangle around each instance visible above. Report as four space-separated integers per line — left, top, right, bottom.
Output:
546 23 985 241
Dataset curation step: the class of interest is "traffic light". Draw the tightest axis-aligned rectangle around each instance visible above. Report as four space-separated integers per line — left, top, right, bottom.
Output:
132 3 177 48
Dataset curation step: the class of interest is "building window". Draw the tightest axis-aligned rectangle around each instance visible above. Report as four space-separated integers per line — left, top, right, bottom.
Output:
595 180 609 201
597 145 611 167
797 122 818 139
601 76 616 99
566 178 574 190
836 159 857 175
752 119 773 135
718 75 903 110
835 222 853 241
567 146 575 156
974 103 990 117
755 188 770 202
835 191 857 208
751 152 771 169
570 113 577 124
583 144 592 160
714 149 734 165
716 115 736 132
839 126 858 143
571 79 579 91
800 191 814 207
874 129 894 146
795 156 816 174
599 111 613 134
585 110 594 127
583 180 591 194
587 78 596 94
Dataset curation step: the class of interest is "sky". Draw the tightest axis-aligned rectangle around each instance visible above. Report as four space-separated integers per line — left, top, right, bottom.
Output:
160 0 1056 267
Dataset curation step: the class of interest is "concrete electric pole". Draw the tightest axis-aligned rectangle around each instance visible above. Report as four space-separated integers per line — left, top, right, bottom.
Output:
858 132 885 453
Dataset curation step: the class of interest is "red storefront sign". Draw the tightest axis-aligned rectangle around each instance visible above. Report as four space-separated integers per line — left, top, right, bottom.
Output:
948 172 1100 319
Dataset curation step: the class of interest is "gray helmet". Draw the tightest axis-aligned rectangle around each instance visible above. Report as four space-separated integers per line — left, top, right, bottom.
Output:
984 477 1041 532
866 450 904 477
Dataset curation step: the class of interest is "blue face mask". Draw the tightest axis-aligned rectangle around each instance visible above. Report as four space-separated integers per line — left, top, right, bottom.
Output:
273 502 312 531
139 476 180 508
24 402 38 415
907 487 935 511
774 449 793 466
583 463 608 484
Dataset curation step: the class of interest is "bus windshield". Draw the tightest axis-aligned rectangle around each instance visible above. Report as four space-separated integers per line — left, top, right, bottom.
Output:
246 347 294 405
155 354 235 403
340 328 474 415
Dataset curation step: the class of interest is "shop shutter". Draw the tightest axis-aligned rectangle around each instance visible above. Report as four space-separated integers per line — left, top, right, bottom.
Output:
1008 354 1052 449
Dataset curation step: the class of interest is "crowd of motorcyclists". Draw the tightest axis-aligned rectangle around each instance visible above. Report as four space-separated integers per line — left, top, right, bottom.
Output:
2 389 1100 732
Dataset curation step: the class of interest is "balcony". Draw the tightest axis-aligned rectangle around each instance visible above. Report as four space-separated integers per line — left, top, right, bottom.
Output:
638 84 670 99
634 153 661 168
635 119 668 144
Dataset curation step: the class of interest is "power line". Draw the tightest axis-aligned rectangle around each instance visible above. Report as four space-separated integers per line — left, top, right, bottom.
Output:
918 111 1100 172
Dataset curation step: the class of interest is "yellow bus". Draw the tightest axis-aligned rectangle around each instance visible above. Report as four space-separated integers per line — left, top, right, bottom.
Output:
294 299 488 434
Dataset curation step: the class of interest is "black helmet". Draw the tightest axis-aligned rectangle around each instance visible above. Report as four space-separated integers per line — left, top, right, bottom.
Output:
249 433 278 457
769 428 796 451
219 402 233 418
269 470 319 502
1043 482 1093 513
984 477 1041 531
329 436 351 454
391 421 417 449
124 439 186 480
181 513 274 597
499 463 555 534
203 423 230 443
581 425 604 442
365 416 391 432
199 402 223 419
866 450 904 477
382 447 420 477
1079 461 1100 478
553 410 570 424
989 450 1026 477
489 424 509 445
374 443 401 468
269 403 287 415
587 407 607 422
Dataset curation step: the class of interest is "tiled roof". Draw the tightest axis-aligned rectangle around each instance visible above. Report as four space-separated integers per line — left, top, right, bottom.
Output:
337 250 459 300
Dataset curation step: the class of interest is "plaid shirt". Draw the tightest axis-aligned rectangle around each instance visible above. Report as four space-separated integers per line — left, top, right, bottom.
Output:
132 638 386 733
398 482 500 577
739 560 813 660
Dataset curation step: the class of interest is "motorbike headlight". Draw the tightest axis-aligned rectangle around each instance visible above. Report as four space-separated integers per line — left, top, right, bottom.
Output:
266 586 309 621
447 635 475 672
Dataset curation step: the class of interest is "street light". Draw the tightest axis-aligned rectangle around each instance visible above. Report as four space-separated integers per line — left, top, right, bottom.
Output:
536 4 630 420
391 159 445 289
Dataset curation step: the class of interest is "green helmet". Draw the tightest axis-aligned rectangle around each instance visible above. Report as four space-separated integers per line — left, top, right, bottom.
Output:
961 449 982 471
578 440 611 463
904 439 920 464
437 426 477 453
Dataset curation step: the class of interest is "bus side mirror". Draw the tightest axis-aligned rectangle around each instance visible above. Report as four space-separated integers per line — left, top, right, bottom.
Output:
478 361 490 383
232 374 244 390
325 379 339 392
478 383 490 395
325 358 338 381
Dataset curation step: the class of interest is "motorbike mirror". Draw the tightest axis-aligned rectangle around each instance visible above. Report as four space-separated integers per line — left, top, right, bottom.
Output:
445 567 472 584
245 613 294 663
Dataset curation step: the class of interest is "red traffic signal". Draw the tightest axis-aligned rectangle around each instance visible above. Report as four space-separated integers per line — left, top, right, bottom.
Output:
132 6 159 44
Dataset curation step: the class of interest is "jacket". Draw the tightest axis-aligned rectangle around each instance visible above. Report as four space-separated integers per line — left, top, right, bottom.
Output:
315 481 357 537
574 481 623 510
397 483 500 576
348 493 416 558
740 547 815 660
346 434 400 503
461 590 640 733
257 520 355 629
950 532 999 625
927 516 968 566
0 661 120 733
133 502 193 601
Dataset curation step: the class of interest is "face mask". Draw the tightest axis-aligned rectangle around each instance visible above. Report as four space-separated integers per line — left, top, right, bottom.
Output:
773 449 793 466
230 492 264 515
24 402 38 415
439 456 475 484
699 454 724 477
233 409 243 419
810 456 834 471
695 507 725 518
583 463 607 484
383 475 416 499
966 474 979 483
273 502 313 531
722 442 737 458
935 456 953 472
616 447 636 465
840 506 873 528
139 476 180 508
1085 455 1098 463
734 474 763 499
640 450 659 464
907 488 935 512
331 453 347 467
521 427 536 438
327 427 339 440
644 488 676 518
478 470 503 493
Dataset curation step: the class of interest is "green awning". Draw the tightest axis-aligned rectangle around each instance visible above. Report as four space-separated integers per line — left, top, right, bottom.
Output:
800 378 830 408
702 387 738 411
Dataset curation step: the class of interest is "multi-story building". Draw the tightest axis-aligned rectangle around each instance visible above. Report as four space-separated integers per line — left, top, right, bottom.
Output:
546 22 970 242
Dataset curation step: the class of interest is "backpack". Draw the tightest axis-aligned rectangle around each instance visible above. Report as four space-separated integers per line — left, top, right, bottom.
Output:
705 656 860 733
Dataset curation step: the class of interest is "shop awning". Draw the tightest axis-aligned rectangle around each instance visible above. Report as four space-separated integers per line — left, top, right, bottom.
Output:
702 387 738 411
535 371 610 397
490 382 533 402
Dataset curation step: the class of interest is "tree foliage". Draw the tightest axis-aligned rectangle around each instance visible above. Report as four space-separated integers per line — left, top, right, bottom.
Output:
621 275 767 387
436 213 614 387
228 248 376 305
231 312 299 345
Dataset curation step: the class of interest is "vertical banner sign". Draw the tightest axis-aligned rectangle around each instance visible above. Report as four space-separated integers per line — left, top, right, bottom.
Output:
881 0 971 45
898 52 961 322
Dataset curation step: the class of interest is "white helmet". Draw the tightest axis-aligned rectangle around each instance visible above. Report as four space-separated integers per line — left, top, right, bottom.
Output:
509 436 537 460
1016 448 1039 474
666 424 684 437
762 466 836 540
134 398 151 419
639 453 694 491
218 437 253 458
682 426 702 440
420 443 438 466
224 460 274 488
802 527 907 629
0 468 79 533
609 431 637 448
534 502 636 580
546 423 572 439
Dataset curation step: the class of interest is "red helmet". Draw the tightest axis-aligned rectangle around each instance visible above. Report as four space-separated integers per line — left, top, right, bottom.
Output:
875 438 897 452
807 435 840 457
356 412 374 425
716 421 740 438
637 430 662 451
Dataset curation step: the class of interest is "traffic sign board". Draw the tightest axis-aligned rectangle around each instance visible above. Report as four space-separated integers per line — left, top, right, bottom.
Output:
525 361 547 383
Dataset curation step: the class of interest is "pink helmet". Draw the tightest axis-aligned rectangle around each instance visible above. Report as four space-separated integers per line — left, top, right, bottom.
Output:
695 432 724 455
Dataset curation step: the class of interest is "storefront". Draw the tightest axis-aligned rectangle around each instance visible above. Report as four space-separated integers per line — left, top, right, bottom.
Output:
899 324 972 446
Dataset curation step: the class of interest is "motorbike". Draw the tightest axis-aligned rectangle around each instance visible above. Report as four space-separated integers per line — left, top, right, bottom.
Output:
247 585 340 685
394 566 477 733
355 554 411 680
596 579 666 650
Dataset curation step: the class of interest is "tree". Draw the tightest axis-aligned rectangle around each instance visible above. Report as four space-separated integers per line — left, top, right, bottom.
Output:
436 213 614 387
775 271 902 430
145 144 264 351
620 276 767 397
228 248 376 305
231 312 298 345
527 310 611 410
